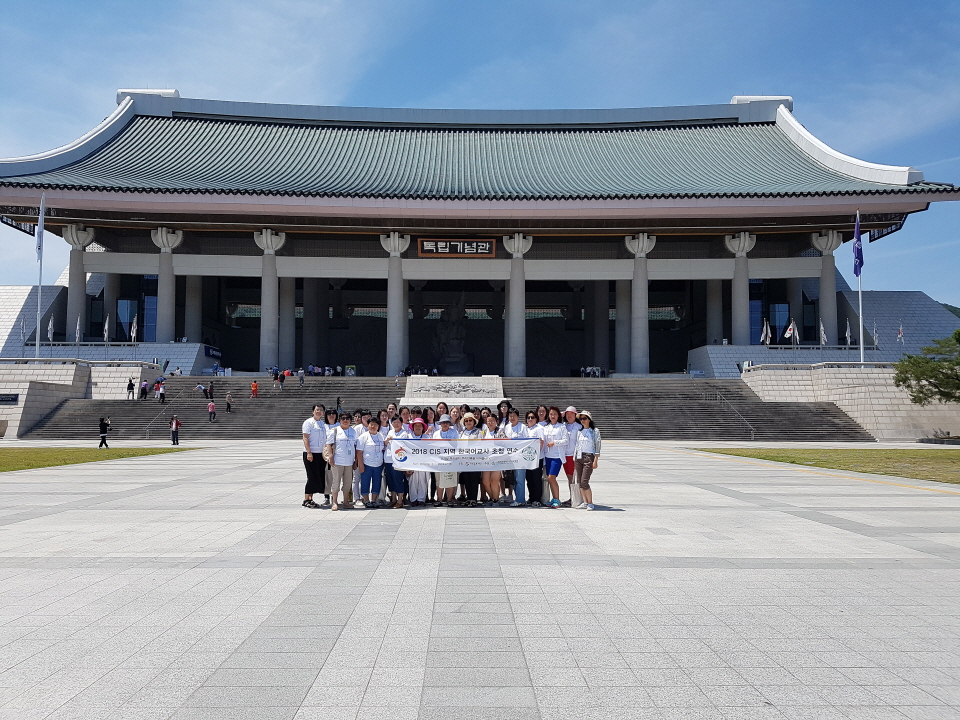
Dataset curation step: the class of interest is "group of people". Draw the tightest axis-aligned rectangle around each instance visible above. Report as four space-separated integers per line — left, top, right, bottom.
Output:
580 366 608 378
301 399 600 512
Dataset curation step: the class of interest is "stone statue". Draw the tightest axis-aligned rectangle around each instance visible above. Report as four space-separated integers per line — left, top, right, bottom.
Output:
433 293 470 374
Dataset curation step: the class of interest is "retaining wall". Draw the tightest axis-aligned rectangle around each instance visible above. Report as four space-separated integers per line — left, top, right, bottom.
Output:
742 364 960 441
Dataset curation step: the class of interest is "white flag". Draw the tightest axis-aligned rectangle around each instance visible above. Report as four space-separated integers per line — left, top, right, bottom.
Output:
897 322 904 344
75 315 81 344
103 314 110 343
819 318 827 346
872 321 879 348
786 319 799 345
760 318 770 345
130 314 138 343
783 319 794 340
36 193 45 262
19 317 24 343
845 318 852 346
47 316 54 343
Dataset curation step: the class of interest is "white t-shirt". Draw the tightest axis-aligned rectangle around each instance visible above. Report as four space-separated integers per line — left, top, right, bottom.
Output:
384 426 410 464
434 427 460 440
564 421 582 457
502 421 528 440
326 425 358 466
302 417 326 452
459 427 482 440
541 423 569 459
526 424 545 459
356 430 385 467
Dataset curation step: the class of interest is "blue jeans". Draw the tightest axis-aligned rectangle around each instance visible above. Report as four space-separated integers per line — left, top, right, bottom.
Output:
384 464 406 493
359 465 383 495
513 469 526 503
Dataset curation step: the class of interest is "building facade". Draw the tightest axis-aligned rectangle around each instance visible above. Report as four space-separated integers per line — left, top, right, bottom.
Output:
1 90 957 376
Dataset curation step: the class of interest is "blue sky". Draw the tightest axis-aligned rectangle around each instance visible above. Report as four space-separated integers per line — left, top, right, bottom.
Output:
2 0 959 304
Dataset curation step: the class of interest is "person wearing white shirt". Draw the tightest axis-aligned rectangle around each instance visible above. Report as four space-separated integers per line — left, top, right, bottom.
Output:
562 406 583 506
325 411 359 511
433 415 460 506
458 413 482 506
321 408 340 502
573 411 601 510
384 415 411 508
301 405 326 509
405 418 431 506
524 410 546 506
356 417 385 508
502 408 530 506
541 406 569 508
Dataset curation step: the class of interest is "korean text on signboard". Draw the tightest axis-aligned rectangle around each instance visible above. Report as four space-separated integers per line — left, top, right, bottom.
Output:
418 238 496 258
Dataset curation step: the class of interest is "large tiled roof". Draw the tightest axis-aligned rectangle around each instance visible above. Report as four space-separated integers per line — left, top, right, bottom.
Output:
0 95 954 201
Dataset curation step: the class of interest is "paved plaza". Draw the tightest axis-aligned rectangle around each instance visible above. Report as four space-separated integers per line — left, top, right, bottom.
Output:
1 440 960 720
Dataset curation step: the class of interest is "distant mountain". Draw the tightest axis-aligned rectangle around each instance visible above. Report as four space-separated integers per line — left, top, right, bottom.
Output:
945 303 960 319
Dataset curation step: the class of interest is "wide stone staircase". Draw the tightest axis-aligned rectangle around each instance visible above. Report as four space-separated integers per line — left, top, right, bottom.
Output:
25 375 873 442
25 376 409 441
502 378 873 441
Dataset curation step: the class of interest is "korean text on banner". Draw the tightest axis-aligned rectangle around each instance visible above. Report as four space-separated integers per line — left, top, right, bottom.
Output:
391 438 540 473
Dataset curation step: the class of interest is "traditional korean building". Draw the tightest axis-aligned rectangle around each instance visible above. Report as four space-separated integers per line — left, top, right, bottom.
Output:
1 90 957 376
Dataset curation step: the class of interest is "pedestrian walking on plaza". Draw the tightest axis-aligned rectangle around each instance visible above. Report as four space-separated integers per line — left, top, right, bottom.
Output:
126 378 135 400
208 380 214 399
574 411 600 511
207 400 216 422
98 416 111 448
298 368 304 388
325 411 359 511
158 382 166 404
278 372 285 391
301 405 326 509
225 391 233 413
250 380 258 398
139 380 148 400
169 415 181 445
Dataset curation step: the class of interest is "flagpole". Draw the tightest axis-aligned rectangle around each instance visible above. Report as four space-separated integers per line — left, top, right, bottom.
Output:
35 193 46 360
857 275 864 364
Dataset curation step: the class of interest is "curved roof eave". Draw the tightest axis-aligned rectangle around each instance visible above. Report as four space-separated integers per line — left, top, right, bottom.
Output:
775 105 923 184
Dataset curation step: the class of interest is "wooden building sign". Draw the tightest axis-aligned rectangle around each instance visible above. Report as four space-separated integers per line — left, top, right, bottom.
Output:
418 238 496 258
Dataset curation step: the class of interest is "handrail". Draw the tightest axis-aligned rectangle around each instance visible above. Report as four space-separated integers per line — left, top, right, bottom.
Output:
701 390 756 440
143 389 185 439
743 362 896 372
0 357 161 368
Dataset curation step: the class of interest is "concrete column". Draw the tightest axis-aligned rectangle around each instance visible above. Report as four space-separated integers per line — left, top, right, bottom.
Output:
503 233 533 377
381 232 410 376
184 275 202 343
150 226 183 344
626 234 656 374
615 279 631 373
279 276 296 369
503 280 511 373
317 280 329 366
583 285 595 363
592 280 609 369
706 279 723 344
302 278 319 367
725 232 756 346
63 224 95 343
102 273 119 341
787 277 803 342
812 230 842 345
254 229 286 370
402 279 410 369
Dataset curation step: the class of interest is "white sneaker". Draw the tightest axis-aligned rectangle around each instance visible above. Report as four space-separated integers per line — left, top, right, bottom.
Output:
575 502 588 509
586 504 595 511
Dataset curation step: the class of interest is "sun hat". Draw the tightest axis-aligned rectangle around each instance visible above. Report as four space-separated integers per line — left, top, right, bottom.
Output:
577 410 593 421
411 417 427 427
564 405 577 414
462 412 477 422
438 414 452 423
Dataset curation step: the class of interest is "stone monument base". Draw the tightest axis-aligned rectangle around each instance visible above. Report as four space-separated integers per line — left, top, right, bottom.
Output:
399 375 507 407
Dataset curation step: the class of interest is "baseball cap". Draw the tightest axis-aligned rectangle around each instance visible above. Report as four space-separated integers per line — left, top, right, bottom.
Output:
565 406 577 414
438 414 452 423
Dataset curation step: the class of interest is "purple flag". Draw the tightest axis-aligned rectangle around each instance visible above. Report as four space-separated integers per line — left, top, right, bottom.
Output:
853 211 864 277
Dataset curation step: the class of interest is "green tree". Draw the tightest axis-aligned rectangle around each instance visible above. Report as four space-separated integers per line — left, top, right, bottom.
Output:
894 329 960 405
